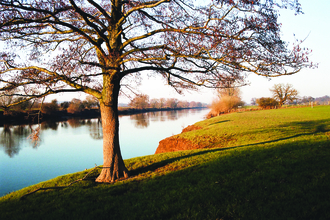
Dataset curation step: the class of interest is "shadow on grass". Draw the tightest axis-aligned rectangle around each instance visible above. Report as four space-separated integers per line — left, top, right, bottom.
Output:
130 118 330 177
121 137 330 219
285 119 330 133
207 120 231 126
1 136 330 220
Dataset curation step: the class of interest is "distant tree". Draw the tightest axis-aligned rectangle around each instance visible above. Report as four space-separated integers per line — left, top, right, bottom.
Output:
196 102 204 108
60 101 70 110
67 98 84 114
256 97 279 109
0 0 314 183
189 101 197 108
83 95 100 110
251 98 257 106
270 83 299 106
159 98 166 109
166 98 179 108
42 99 59 114
209 86 244 117
300 96 315 105
315 95 330 105
177 101 190 108
129 94 149 109
149 98 160 109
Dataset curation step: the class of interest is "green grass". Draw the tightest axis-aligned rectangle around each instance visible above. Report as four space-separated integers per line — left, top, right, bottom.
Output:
181 106 330 148
1 106 330 220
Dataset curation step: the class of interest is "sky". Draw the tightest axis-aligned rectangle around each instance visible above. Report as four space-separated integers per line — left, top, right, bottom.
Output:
50 0 329 105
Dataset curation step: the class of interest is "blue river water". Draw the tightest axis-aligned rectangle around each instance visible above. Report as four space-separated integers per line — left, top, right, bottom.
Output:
0 108 209 197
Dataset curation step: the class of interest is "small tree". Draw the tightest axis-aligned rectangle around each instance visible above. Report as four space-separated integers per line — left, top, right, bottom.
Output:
67 98 84 114
60 101 70 110
300 96 315 105
270 83 299 106
83 95 100 110
256 97 279 109
251 98 257 106
177 101 189 108
129 94 149 109
159 98 166 109
165 98 179 108
42 99 59 114
150 98 160 109
209 86 244 117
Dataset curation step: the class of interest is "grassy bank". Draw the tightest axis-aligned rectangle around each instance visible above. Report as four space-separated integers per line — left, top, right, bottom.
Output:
1 106 330 219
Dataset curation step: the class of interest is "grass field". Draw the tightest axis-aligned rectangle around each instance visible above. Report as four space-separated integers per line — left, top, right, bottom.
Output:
1 106 330 219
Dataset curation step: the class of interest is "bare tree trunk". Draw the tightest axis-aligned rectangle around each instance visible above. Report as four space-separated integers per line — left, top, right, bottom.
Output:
95 82 129 183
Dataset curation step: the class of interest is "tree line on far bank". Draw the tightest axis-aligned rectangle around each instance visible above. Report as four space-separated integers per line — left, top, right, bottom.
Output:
0 95 100 115
0 93 207 116
128 94 207 110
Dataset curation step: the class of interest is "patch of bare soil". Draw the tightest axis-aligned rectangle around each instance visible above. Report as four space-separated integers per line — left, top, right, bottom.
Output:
155 136 206 154
155 124 236 154
181 125 202 133
155 124 205 154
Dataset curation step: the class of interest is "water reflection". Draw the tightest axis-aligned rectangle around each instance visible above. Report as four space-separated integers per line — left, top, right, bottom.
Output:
88 120 103 140
60 121 69 128
67 118 82 128
41 121 59 130
128 109 193 128
0 108 209 197
0 118 104 157
0 124 32 157
0 109 206 158
130 114 149 128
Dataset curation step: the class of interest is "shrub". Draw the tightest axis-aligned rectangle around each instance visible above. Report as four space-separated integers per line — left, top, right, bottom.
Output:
207 95 244 118
207 87 244 118
256 97 279 109
67 99 84 114
42 99 59 114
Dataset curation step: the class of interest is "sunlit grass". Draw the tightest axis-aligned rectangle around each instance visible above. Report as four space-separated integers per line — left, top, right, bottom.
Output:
1 106 330 219
180 106 330 148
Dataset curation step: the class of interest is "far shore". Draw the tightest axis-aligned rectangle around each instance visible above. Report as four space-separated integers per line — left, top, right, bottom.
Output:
0 107 208 126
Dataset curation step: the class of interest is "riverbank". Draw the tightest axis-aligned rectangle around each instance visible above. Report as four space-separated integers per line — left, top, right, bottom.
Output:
0 107 207 126
1 106 330 219
156 105 330 154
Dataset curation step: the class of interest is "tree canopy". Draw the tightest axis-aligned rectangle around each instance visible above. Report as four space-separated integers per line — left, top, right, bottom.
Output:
0 0 313 103
0 0 314 182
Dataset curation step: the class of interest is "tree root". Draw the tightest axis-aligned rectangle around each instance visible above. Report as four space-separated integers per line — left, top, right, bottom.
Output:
20 165 100 200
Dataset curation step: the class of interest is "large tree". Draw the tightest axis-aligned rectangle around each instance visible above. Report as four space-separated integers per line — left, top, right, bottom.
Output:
0 0 313 182
270 83 299 106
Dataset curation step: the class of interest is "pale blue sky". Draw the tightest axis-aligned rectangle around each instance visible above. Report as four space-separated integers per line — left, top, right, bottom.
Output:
51 0 329 104
239 0 330 103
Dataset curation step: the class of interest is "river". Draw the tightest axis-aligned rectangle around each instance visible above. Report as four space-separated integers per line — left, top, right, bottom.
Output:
0 108 209 197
